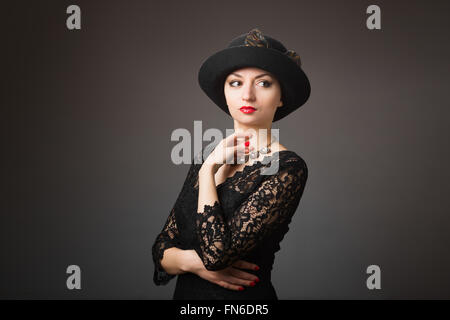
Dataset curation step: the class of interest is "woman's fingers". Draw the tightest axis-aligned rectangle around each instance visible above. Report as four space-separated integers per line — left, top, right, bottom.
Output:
235 144 254 155
228 268 259 283
223 142 253 165
215 132 253 165
232 260 260 271
205 261 261 291
226 131 252 147
215 272 256 290
215 280 245 291
233 146 253 164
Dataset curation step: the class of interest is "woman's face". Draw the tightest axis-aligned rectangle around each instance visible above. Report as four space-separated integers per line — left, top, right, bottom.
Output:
224 67 283 125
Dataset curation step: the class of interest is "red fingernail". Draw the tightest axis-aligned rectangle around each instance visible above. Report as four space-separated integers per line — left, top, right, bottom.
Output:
250 281 255 286
239 287 244 291
245 141 250 147
255 278 260 283
254 266 259 271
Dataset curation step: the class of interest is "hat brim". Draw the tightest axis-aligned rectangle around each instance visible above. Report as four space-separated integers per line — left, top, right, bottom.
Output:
198 46 311 122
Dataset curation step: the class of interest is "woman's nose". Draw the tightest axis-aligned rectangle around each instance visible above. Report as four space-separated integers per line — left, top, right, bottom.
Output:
242 84 255 101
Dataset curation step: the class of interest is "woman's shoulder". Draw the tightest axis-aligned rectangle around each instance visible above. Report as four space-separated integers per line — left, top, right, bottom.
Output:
275 147 308 175
258 149 307 187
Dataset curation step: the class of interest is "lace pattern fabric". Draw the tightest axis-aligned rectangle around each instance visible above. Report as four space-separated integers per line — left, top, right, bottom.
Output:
151 162 197 286
194 159 307 271
151 148 308 294
152 206 182 285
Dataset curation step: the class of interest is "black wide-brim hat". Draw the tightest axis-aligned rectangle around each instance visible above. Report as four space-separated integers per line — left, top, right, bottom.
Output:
198 28 311 122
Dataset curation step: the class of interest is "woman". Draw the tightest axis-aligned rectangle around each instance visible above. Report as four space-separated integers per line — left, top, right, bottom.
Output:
152 28 311 300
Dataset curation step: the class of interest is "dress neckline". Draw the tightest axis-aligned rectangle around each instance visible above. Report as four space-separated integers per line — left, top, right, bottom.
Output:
215 150 295 189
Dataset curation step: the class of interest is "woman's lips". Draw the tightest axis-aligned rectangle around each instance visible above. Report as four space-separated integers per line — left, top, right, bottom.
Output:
240 106 256 114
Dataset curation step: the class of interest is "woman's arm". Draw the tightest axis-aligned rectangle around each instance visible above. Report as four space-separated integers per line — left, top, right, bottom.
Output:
152 206 183 285
197 131 252 213
152 160 199 286
156 162 219 276
152 149 224 284
160 247 196 275
195 158 308 271
198 163 221 213
165 246 262 292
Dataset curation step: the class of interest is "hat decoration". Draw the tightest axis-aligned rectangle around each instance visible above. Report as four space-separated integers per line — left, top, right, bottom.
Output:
244 28 302 67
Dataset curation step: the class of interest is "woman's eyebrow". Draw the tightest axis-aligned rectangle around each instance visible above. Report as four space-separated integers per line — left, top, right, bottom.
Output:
229 72 272 79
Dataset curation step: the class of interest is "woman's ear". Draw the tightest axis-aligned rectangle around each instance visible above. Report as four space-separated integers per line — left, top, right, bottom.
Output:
278 99 283 108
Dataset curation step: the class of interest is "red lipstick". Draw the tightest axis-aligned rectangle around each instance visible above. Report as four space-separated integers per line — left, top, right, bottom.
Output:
240 106 256 114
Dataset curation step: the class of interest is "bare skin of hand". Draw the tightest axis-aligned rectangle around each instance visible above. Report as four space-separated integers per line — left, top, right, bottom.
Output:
184 249 260 291
203 131 255 174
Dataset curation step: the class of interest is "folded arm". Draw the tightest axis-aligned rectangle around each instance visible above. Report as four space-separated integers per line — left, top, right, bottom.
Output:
194 160 308 271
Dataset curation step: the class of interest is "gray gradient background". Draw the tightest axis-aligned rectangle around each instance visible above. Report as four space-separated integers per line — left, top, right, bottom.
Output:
3 0 450 299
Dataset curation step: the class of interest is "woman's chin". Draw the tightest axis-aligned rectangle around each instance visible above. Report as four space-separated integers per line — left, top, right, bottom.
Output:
235 113 274 126
234 116 259 125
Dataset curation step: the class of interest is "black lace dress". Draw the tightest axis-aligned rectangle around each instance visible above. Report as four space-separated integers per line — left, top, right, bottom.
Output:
151 146 308 300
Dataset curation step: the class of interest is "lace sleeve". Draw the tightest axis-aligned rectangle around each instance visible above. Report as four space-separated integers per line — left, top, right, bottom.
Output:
151 206 181 286
151 160 198 286
194 159 308 271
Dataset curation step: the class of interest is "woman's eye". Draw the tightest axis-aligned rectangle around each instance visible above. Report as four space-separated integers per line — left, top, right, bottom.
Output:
258 80 272 87
229 80 272 87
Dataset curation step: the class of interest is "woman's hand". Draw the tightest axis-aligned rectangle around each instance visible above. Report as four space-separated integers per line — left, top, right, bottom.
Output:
183 250 260 291
202 131 254 174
